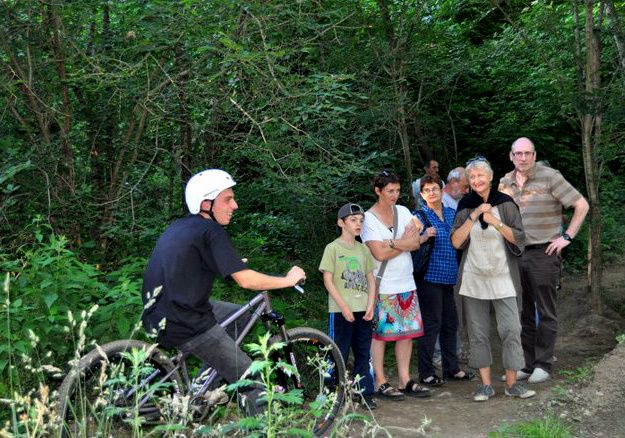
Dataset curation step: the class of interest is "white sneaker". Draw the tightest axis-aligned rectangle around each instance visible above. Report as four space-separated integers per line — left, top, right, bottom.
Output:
499 369 531 382
528 368 550 383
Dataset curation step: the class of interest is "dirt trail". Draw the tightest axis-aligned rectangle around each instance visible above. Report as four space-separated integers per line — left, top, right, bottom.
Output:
357 268 625 437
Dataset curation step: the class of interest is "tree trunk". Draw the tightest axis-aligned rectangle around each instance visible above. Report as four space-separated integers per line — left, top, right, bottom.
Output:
46 3 75 194
605 0 625 72
581 0 603 314
376 0 414 193
175 43 193 213
395 68 414 188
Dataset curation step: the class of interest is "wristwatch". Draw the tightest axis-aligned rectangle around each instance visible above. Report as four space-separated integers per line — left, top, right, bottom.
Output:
562 233 572 242
495 222 504 230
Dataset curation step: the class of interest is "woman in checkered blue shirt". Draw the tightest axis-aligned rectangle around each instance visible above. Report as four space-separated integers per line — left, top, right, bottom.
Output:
415 175 473 387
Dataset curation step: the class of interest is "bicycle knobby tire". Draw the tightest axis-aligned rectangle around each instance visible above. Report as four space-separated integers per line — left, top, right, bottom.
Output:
57 339 182 437
269 327 347 436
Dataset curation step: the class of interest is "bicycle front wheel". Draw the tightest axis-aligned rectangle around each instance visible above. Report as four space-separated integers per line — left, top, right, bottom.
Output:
270 327 347 436
57 339 183 437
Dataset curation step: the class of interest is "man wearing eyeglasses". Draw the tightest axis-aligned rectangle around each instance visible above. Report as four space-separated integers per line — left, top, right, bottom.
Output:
498 137 589 384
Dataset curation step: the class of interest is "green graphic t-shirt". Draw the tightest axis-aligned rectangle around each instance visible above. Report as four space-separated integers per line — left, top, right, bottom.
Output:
318 239 375 313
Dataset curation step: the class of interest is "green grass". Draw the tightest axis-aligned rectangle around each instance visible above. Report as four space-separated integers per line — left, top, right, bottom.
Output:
549 384 572 404
489 415 572 438
558 366 592 384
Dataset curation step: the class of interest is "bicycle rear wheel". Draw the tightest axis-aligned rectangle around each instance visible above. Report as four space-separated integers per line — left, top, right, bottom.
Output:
57 339 183 437
270 327 347 436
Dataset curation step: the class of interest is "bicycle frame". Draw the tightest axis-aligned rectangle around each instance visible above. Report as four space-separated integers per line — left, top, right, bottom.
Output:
135 291 293 406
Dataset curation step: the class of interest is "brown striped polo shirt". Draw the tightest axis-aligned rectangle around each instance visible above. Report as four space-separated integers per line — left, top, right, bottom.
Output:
498 162 582 245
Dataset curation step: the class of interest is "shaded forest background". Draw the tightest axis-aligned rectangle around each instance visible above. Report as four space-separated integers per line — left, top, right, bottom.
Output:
1 0 624 398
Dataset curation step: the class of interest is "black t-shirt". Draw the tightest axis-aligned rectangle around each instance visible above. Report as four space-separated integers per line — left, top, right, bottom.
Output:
141 215 246 347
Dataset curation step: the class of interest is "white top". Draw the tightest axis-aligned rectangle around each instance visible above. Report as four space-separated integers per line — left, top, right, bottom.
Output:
441 192 458 210
458 206 516 300
361 205 416 295
412 178 423 198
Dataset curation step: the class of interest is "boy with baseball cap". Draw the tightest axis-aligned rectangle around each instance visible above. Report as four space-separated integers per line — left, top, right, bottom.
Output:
319 203 377 409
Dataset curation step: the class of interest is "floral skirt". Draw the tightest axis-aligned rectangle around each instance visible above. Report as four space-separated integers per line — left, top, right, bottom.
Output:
373 290 424 341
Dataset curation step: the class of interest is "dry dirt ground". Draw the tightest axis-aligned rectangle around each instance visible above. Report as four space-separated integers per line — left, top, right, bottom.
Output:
346 268 625 438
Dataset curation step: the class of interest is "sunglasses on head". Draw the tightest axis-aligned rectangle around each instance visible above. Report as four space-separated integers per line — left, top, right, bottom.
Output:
466 155 489 166
378 169 391 177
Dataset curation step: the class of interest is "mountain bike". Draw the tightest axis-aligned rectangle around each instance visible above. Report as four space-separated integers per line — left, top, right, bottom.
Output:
57 286 347 436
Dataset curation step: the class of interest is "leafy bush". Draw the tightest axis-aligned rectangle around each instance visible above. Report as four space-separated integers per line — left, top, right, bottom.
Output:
0 225 145 399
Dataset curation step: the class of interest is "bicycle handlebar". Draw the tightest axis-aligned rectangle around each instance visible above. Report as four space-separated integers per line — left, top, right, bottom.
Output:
293 278 305 294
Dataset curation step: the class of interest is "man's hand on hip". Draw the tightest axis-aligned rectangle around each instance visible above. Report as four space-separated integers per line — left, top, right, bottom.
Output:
546 237 570 256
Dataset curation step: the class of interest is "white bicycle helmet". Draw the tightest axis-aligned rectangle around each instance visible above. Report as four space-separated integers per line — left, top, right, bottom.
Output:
185 169 236 214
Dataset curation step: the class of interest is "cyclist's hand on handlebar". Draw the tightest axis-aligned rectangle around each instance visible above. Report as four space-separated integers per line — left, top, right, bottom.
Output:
286 266 306 286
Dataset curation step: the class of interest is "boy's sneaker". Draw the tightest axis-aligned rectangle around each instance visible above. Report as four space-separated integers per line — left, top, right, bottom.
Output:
473 384 495 402
360 396 377 410
505 382 536 399
528 368 550 383
499 369 531 382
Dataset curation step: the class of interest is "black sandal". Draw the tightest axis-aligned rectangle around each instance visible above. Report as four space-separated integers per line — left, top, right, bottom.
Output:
419 375 445 386
400 379 431 398
375 383 405 400
444 370 475 381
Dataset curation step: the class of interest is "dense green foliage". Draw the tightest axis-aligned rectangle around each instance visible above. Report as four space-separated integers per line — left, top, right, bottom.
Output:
1 0 624 402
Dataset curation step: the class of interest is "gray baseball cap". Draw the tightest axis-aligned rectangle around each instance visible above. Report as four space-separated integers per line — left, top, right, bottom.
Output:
338 203 365 219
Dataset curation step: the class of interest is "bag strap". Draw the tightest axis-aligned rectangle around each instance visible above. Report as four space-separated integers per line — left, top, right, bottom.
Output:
373 205 398 292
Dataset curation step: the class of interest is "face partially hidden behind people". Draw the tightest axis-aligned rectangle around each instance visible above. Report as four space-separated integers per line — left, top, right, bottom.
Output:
426 160 440 178
375 182 401 206
510 137 537 174
206 188 238 225
447 177 468 200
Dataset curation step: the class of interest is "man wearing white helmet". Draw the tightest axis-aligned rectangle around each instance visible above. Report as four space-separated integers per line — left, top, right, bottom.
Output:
142 169 306 415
